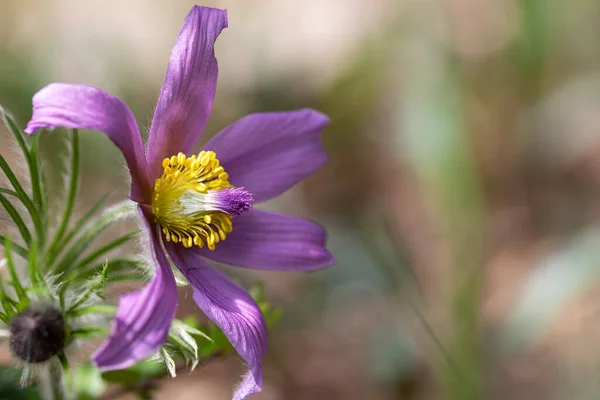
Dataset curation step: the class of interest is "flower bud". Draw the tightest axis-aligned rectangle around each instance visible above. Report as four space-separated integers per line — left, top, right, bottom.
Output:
9 306 66 363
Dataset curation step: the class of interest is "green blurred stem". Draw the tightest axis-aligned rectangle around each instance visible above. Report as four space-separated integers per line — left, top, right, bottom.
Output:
515 0 548 99
399 46 484 398
443 259 483 400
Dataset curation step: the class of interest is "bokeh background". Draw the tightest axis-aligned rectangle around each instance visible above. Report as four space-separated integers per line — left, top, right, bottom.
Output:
3 0 600 398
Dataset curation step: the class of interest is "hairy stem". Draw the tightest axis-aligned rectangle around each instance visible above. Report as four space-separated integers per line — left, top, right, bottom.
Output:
41 358 66 400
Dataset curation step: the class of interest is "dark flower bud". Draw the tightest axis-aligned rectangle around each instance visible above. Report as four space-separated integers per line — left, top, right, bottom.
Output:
9 306 66 363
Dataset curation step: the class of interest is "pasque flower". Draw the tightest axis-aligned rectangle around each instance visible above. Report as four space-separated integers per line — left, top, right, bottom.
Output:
24 5 333 399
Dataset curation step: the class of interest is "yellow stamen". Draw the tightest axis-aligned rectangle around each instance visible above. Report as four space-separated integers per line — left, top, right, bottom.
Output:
152 151 233 250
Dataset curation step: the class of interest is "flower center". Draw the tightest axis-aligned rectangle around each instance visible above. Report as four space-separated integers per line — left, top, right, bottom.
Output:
152 151 253 250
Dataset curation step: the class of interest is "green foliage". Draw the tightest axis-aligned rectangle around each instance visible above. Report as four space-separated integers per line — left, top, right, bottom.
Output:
72 363 105 400
46 129 79 260
76 230 140 271
168 318 212 370
1 109 46 241
0 193 32 246
250 282 283 329
4 238 29 307
0 366 41 400
47 194 110 268
99 359 165 399
52 200 136 277
160 349 177 378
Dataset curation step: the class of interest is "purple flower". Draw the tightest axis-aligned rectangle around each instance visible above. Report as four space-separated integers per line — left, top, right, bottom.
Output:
24 6 333 399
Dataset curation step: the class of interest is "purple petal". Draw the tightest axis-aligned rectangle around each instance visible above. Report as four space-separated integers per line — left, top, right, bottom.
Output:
146 6 228 180
92 212 177 370
166 243 267 400
199 209 334 271
204 109 329 203
25 83 151 203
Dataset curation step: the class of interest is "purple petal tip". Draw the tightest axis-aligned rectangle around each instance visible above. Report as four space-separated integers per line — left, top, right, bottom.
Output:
191 5 229 28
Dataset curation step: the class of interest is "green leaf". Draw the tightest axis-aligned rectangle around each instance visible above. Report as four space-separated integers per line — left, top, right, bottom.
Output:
168 319 214 372
105 274 145 284
0 107 30 159
99 360 167 400
101 360 165 385
67 263 109 313
0 156 43 244
265 306 283 329
160 349 177 378
0 269 16 320
1 108 46 228
169 327 198 357
47 194 110 267
24 285 51 300
0 365 42 400
28 134 46 216
53 200 135 275
70 258 143 283
76 230 139 270
173 318 212 343
248 282 282 329
198 324 234 358
4 238 28 307
0 156 34 211
0 188 19 198
67 304 115 319
0 193 31 246
69 326 107 341
0 235 28 258
67 193 108 232
72 362 106 400
168 330 197 361
28 240 42 288
47 129 79 265
248 281 265 304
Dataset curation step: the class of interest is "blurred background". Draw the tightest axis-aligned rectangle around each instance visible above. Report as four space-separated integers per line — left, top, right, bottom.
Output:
3 0 600 398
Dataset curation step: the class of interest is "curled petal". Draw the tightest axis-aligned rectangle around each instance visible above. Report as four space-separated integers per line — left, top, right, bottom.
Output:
166 243 267 400
199 209 334 271
25 83 151 203
92 212 177 370
204 109 329 203
146 6 228 180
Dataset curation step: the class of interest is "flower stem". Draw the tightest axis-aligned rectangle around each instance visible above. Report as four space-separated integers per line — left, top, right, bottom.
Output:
41 358 66 400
